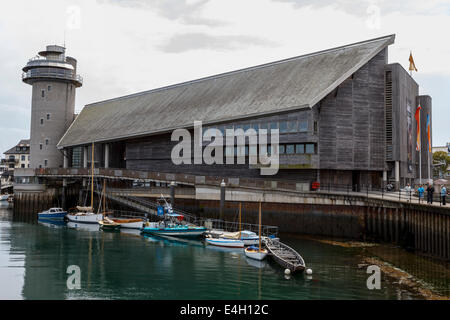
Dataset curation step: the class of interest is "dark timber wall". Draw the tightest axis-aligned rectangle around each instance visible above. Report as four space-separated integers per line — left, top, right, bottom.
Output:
318 48 387 172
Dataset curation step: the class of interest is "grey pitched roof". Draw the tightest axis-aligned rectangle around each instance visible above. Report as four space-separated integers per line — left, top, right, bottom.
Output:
58 35 395 148
4 139 30 155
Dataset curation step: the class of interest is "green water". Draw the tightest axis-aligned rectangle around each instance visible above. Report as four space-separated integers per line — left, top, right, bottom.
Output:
0 206 438 300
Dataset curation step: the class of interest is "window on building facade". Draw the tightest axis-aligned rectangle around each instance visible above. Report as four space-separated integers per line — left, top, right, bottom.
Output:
48 85 51 91
305 144 315 154
279 145 285 154
286 144 295 154
47 114 50 120
21 164 25 168
299 120 308 132
41 90 45 98
44 160 48 167
40 119 44 125
21 155 25 161
45 139 49 145
279 121 288 133
314 121 318 134
270 122 278 131
288 120 297 133
296 144 305 154
40 144 43 150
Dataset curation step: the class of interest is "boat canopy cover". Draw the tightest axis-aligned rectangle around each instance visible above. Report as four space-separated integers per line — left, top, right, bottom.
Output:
77 206 93 212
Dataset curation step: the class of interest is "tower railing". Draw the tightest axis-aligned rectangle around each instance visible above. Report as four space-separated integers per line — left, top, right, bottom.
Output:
22 69 83 84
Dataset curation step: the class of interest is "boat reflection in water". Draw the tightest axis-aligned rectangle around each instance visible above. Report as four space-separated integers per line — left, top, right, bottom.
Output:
38 219 67 228
245 257 268 269
67 221 100 232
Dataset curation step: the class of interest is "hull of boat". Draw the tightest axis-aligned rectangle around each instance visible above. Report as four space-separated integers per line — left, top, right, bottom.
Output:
66 213 103 224
244 249 268 261
111 219 143 230
205 238 245 248
142 227 206 237
38 212 67 220
0 195 9 201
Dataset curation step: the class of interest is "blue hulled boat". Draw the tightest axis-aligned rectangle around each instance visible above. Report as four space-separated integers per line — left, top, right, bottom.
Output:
142 222 207 238
38 208 67 220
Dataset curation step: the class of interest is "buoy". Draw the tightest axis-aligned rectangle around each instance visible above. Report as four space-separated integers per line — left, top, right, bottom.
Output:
284 269 291 275
306 269 313 275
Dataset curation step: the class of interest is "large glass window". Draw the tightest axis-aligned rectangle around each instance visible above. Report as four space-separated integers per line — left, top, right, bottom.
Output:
252 124 259 132
305 144 315 154
286 144 295 154
288 120 297 133
270 122 278 131
299 120 308 132
279 121 288 133
296 144 305 154
260 123 268 131
279 145 285 154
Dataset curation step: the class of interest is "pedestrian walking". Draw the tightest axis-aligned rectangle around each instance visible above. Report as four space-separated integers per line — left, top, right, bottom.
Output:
441 186 447 206
418 185 424 202
426 183 435 204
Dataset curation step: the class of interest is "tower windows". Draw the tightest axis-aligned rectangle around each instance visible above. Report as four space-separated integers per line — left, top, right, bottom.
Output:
47 114 50 120
41 90 45 98
40 119 44 125
48 85 51 91
45 139 49 146
44 160 48 167
39 144 43 150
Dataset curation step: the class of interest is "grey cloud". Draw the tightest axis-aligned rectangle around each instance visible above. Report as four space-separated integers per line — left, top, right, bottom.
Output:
100 0 225 26
159 33 277 53
272 0 450 16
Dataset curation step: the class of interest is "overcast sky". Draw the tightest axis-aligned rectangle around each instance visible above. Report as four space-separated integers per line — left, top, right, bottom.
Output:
1 0 449 155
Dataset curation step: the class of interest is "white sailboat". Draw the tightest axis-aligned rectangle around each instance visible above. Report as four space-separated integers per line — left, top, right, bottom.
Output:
244 202 268 261
205 203 245 248
66 142 103 224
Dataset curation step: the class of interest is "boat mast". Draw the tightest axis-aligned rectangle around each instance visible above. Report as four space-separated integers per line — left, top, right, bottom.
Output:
91 142 94 210
239 203 242 240
103 179 106 213
259 202 262 252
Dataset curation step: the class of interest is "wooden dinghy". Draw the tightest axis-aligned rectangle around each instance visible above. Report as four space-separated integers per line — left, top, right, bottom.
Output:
99 217 121 231
263 238 306 273
111 218 144 230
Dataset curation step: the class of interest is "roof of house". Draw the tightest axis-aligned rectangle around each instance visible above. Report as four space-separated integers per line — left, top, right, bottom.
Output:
58 34 395 148
4 139 31 155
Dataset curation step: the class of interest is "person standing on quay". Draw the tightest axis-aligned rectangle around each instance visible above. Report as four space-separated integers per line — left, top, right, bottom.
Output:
441 186 447 206
418 185 425 202
426 183 434 204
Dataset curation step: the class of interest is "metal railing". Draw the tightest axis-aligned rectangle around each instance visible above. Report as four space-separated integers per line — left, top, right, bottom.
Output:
22 69 83 84
315 182 449 207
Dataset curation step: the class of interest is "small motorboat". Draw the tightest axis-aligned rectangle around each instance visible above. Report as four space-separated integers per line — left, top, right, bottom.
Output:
99 217 121 231
143 223 207 237
38 208 67 220
0 194 10 202
205 236 244 248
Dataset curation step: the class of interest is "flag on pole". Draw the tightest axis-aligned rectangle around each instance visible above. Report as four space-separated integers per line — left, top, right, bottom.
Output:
426 114 431 153
415 105 422 151
409 52 418 72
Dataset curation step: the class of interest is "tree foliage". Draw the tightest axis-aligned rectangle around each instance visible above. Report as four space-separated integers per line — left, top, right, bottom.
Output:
433 151 450 177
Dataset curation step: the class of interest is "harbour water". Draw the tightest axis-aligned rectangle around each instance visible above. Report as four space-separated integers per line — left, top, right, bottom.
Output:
0 206 446 300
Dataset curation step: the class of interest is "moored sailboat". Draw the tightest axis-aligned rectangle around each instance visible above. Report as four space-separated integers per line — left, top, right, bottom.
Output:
66 142 103 224
245 202 268 261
